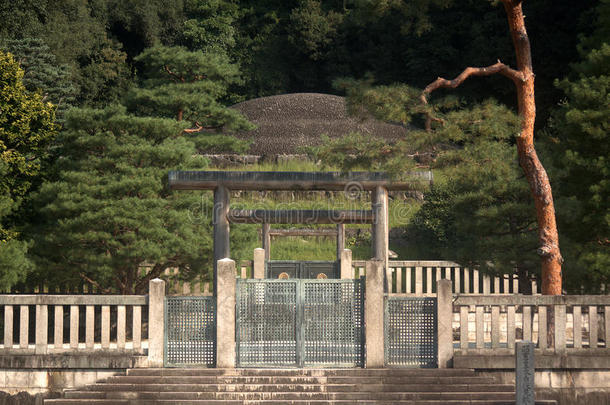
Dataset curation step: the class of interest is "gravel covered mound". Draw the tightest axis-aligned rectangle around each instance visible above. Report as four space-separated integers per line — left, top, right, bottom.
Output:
230 93 408 156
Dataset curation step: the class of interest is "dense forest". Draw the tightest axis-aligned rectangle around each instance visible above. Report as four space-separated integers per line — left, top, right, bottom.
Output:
0 0 607 293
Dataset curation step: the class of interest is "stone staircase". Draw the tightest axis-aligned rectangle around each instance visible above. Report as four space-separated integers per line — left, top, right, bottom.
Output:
45 368 557 405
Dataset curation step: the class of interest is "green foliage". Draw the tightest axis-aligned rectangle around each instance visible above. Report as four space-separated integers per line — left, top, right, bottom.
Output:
0 51 58 211
102 0 187 55
78 43 132 108
182 0 240 54
0 0 47 39
407 102 538 285
327 76 538 282
32 106 213 293
0 238 33 290
333 78 429 125
3 38 77 119
549 39 609 291
0 51 57 289
127 46 253 134
309 133 416 177
288 0 343 61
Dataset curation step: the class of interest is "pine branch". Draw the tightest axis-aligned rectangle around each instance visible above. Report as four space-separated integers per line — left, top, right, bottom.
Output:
420 60 524 131
164 65 185 83
79 272 112 294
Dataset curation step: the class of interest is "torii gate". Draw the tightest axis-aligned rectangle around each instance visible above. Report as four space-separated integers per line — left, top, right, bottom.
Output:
168 170 431 293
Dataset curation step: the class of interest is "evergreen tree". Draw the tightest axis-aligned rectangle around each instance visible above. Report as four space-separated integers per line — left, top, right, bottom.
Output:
549 1 609 291
181 0 240 55
32 107 213 294
318 78 539 287
0 51 57 289
126 45 253 152
3 38 77 119
408 102 538 289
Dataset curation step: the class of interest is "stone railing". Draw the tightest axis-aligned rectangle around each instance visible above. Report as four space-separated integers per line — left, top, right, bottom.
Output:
0 295 146 355
0 279 168 368
352 260 535 295
447 293 610 369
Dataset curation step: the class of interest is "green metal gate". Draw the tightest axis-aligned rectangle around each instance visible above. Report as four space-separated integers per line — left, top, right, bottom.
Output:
164 296 216 367
384 296 437 368
236 279 364 367
266 260 339 279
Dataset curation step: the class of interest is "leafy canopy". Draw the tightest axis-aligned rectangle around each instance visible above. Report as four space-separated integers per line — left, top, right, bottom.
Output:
0 51 57 289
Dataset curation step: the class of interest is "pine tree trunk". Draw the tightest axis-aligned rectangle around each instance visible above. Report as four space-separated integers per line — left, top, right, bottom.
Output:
502 0 562 295
420 0 562 295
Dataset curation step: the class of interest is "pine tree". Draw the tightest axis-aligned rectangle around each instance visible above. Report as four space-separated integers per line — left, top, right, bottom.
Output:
549 2 609 291
4 38 77 118
128 46 251 126
32 107 213 294
408 102 539 290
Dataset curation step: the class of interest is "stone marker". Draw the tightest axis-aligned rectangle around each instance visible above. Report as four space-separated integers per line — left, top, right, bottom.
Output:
516 340 535 405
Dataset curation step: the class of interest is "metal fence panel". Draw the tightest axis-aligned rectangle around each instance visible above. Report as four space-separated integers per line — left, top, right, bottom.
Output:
385 297 437 368
236 280 298 367
303 280 364 367
164 296 215 367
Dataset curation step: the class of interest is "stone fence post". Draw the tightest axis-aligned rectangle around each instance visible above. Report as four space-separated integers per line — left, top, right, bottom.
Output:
148 278 166 367
253 248 265 279
217 258 236 368
340 249 352 279
437 279 453 368
365 260 384 368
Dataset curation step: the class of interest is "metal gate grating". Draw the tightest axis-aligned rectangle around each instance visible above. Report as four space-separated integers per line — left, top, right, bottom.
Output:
385 297 437 368
237 280 298 367
165 296 216 367
236 279 364 367
303 280 364 367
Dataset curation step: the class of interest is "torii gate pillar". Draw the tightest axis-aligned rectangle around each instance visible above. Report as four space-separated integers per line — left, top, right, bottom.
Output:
213 185 230 295
371 186 390 292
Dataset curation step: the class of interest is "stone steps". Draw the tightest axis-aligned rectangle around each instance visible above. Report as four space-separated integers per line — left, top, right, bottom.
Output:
45 368 558 405
102 375 498 385
125 368 479 376
46 400 559 405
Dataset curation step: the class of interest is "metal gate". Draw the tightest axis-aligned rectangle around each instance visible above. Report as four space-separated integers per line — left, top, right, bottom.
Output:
266 261 339 279
385 297 437 368
164 296 216 367
236 279 364 367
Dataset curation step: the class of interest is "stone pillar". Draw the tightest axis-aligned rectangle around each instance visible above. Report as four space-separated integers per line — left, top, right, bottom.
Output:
217 258 236 368
437 279 453 368
262 223 270 261
148 278 166 367
371 186 389 292
365 260 384 368
35 305 48 354
213 185 230 295
516 341 535 405
340 249 352 279
253 248 265 279
336 224 345 262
